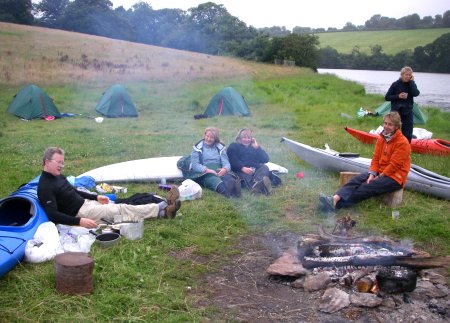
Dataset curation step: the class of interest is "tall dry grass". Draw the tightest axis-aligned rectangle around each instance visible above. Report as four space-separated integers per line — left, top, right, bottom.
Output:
0 22 305 86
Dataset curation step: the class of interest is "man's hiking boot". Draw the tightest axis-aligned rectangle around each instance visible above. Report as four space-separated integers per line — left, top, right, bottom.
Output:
233 178 241 198
225 179 235 198
164 186 181 218
164 200 181 219
319 193 335 212
262 176 273 195
250 180 263 194
251 176 272 196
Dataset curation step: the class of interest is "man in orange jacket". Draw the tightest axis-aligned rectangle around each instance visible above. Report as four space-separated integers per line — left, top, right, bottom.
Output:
320 111 411 211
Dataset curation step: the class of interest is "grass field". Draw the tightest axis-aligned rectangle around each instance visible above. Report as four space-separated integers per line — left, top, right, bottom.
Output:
318 28 450 54
0 22 449 321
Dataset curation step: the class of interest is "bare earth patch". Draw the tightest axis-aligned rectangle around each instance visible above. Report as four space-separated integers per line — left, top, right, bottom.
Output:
190 232 449 322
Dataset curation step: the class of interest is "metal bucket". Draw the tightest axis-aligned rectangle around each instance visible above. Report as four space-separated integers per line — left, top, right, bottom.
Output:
120 219 144 240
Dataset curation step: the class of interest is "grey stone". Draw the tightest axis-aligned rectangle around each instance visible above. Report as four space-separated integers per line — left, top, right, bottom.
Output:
318 287 350 313
266 249 310 277
350 292 383 308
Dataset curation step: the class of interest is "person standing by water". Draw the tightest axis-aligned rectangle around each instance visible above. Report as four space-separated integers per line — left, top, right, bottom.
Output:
385 66 420 142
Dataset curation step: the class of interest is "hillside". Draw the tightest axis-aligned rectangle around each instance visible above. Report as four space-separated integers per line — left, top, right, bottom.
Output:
0 22 305 87
318 28 450 55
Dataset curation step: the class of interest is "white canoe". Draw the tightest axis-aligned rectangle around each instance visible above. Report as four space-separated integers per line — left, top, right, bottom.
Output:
79 156 288 183
282 137 450 200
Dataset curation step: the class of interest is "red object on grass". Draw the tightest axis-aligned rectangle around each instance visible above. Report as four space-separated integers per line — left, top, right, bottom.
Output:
296 172 304 179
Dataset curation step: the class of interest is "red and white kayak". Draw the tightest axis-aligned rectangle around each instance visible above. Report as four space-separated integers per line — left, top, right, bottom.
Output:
345 127 450 156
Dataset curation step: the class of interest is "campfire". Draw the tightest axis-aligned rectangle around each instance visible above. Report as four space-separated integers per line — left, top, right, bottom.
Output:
266 219 450 315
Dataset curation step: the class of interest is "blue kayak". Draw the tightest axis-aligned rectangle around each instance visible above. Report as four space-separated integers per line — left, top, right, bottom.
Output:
0 177 49 278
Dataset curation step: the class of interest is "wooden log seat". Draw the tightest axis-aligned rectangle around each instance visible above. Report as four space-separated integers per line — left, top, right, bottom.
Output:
54 252 94 295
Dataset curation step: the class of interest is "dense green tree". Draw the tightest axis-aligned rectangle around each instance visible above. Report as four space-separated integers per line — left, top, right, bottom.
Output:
415 33 450 72
0 0 33 24
391 50 415 70
60 0 133 40
319 46 343 68
421 16 433 28
275 33 320 69
34 0 69 28
442 10 450 27
292 26 312 34
398 14 421 29
342 22 357 31
260 26 290 36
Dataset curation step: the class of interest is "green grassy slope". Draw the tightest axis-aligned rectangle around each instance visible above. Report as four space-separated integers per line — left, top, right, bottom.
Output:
318 28 450 54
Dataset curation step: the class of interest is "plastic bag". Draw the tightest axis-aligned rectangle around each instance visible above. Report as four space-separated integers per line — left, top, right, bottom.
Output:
178 179 202 201
369 125 384 134
57 224 96 253
24 222 63 263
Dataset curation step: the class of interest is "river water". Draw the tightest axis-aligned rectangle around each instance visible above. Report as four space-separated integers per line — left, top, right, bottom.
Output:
318 69 450 112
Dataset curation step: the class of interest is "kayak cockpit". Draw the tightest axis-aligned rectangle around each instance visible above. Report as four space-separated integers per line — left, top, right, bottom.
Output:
0 197 36 227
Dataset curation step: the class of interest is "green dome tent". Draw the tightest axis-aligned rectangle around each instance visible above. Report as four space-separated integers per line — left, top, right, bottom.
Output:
95 84 138 118
375 102 427 124
203 87 250 117
7 84 61 120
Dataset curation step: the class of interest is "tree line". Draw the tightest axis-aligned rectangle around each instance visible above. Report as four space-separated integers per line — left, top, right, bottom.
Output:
1 0 449 72
319 33 450 73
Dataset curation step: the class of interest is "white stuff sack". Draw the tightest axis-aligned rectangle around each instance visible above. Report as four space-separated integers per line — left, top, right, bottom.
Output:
413 128 433 140
178 179 202 201
24 222 63 263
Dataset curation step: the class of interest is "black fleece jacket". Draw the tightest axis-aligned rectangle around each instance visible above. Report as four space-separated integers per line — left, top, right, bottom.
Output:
227 142 269 173
385 78 420 113
37 171 98 225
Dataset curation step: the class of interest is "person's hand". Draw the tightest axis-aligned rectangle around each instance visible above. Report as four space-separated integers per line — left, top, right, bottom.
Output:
242 166 254 175
97 195 110 204
205 168 217 175
399 92 408 99
366 174 376 184
217 168 227 177
79 217 98 229
251 138 259 149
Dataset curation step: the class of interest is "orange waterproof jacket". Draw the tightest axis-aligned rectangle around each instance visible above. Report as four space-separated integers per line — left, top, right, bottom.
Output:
370 129 411 186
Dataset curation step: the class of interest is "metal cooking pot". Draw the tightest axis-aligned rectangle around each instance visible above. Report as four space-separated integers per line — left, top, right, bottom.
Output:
376 268 417 293
89 230 120 248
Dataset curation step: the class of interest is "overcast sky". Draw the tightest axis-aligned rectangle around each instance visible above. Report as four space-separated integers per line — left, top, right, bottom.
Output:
110 0 449 30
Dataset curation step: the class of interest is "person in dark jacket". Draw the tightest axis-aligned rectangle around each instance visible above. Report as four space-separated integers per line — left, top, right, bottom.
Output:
38 147 180 229
227 128 274 195
385 66 420 142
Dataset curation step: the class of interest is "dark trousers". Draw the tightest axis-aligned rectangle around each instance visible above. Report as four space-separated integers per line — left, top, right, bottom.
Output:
335 173 402 209
400 111 413 143
235 164 270 189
